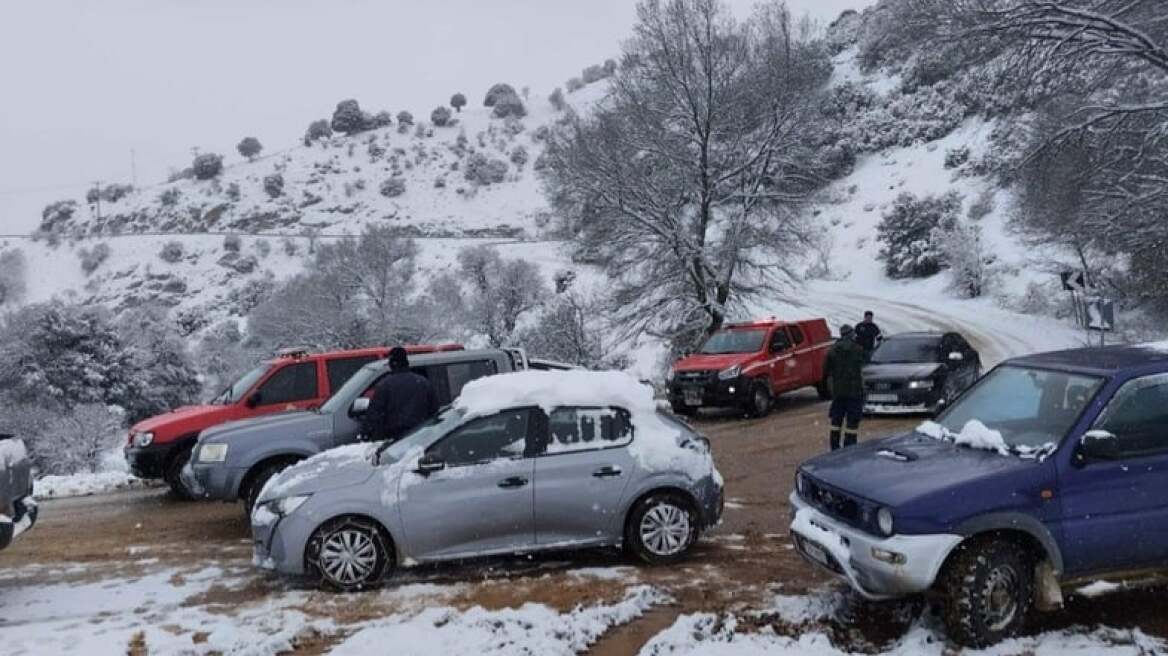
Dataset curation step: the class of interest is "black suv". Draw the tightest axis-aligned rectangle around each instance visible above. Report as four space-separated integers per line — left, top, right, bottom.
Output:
863 331 981 414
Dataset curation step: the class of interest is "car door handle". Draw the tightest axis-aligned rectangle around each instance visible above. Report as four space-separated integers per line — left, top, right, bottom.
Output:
592 466 623 479
497 476 529 489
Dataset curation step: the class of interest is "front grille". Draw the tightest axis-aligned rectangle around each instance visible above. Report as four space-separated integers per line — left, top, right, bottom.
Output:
676 370 716 384
866 381 903 392
801 478 870 533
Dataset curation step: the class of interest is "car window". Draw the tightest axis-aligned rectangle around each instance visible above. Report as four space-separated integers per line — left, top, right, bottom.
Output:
446 360 498 400
545 407 633 455
871 337 942 364
256 362 318 405
428 409 531 466
770 329 792 353
1094 374 1168 459
789 325 805 347
325 356 378 392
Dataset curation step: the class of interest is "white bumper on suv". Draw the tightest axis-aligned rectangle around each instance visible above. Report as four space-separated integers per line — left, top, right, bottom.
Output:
788 492 961 599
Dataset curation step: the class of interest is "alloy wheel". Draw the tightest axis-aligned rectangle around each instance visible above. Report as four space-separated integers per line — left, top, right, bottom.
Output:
639 503 692 556
319 528 379 586
980 564 1020 632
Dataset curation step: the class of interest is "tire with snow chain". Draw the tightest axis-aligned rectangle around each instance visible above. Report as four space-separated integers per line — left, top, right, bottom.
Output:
940 537 1034 648
306 516 393 592
625 492 698 566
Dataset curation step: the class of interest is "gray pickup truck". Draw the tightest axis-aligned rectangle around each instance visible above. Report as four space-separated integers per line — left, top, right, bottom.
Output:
1 434 37 550
187 349 527 513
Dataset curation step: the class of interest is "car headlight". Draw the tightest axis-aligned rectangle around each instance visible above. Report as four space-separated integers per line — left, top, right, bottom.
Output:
263 494 310 517
907 379 934 390
132 431 154 448
197 443 229 463
876 507 894 536
718 365 742 380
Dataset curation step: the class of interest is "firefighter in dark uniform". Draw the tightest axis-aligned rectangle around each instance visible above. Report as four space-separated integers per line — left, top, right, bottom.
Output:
824 324 866 450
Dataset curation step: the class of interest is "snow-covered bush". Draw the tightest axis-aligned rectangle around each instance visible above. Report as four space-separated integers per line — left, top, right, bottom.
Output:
450 92 467 112
510 145 529 167
225 182 241 201
944 146 970 170
464 153 509 185
40 199 78 232
876 191 961 279
430 105 453 127
26 404 124 476
78 243 110 275
158 240 184 263
263 172 284 198
934 219 1000 298
331 99 368 135
483 83 518 107
492 93 527 119
967 188 994 221
369 111 393 129
255 238 271 258
158 187 181 206
86 183 134 204
237 136 263 160
0 249 27 306
223 233 242 252
396 110 414 127
192 152 224 180
304 118 333 144
549 87 566 111
582 64 610 84
379 177 406 198
566 77 585 92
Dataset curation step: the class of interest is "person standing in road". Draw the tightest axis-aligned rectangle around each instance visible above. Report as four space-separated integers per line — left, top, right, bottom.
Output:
362 347 440 443
824 325 866 451
854 310 883 361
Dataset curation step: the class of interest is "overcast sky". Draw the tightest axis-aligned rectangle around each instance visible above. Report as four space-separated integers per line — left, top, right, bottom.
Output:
0 0 872 234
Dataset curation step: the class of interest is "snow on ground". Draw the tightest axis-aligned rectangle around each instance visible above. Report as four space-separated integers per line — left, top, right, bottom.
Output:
32 448 150 499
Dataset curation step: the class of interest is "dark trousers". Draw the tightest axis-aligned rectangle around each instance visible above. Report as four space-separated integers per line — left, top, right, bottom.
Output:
828 397 863 450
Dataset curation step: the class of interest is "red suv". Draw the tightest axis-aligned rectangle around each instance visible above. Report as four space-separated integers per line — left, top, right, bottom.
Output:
125 344 462 498
667 318 832 417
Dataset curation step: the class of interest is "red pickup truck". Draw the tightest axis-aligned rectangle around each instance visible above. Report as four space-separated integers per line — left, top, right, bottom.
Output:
124 344 462 498
667 318 833 417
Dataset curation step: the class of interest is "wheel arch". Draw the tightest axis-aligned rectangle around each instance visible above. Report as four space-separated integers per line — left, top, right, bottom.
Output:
304 512 399 573
621 485 701 539
238 453 310 499
946 513 1064 576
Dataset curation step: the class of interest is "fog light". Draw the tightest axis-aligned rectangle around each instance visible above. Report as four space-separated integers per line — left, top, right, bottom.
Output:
728 386 736 394
871 547 906 565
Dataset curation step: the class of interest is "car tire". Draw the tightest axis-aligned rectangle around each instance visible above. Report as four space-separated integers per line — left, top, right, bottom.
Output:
306 516 393 592
625 492 698 566
940 537 1034 648
165 446 196 501
748 384 772 418
816 375 833 401
670 402 697 418
243 461 296 517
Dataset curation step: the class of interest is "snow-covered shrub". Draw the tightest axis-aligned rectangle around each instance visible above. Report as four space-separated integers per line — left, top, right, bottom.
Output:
934 219 1000 298
331 99 368 135
430 105 453 126
483 83 518 107
582 64 610 84
40 199 78 232
236 136 263 160
825 9 861 54
228 271 276 315
158 187 181 206
549 87 566 111
0 249 27 306
967 188 994 221
396 110 414 127
27 404 124 475
492 92 527 119
263 172 284 198
450 92 467 112
369 111 393 129
944 146 970 170
86 183 134 204
553 268 577 294
282 237 299 256
379 177 406 198
304 118 333 145
192 152 224 180
566 77 585 92
876 191 961 279
168 167 195 182
510 145 529 167
78 243 110 275
223 233 242 252
464 153 508 185
159 240 184 263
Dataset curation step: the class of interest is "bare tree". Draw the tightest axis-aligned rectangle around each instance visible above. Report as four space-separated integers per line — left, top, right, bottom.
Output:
541 0 829 346
0 249 27 306
457 245 547 347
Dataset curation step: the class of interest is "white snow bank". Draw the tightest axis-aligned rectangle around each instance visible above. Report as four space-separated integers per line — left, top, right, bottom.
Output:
639 612 1167 656
331 585 665 656
917 419 1054 459
33 470 148 499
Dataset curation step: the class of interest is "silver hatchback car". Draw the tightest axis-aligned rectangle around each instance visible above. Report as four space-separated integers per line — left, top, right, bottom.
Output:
250 370 723 590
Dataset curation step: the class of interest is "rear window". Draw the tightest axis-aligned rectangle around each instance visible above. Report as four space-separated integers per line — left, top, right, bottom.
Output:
257 362 319 405
546 407 633 454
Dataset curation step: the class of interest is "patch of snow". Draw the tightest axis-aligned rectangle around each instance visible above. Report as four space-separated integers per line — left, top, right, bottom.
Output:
1077 580 1123 598
34 470 147 499
1138 340 1168 354
917 419 1055 459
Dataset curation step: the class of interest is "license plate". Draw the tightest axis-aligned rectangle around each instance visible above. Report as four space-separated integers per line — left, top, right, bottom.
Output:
802 538 830 567
868 393 898 403
684 390 703 406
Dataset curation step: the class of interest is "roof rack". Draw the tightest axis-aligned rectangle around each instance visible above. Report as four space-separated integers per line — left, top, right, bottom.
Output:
275 346 312 359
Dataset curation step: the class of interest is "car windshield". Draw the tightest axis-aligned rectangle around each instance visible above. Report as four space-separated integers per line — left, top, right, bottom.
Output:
374 407 465 464
212 363 269 404
319 362 386 414
871 337 941 364
932 365 1104 451
699 329 766 354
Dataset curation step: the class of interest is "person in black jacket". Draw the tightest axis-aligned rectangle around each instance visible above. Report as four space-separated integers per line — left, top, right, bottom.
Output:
362 347 440 443
824 325 866 451
853 310 882 361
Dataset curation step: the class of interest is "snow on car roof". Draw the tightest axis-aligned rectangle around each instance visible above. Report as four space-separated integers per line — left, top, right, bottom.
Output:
454 370 657 418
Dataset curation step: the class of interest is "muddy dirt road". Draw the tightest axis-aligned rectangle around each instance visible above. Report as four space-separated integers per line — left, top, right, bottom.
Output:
4 393 1167 654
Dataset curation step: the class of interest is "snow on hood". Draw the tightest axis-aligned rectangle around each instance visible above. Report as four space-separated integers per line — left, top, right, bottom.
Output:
1139 340 1168 353
258 443 375 502
917 420 1054 459
454 370 657 418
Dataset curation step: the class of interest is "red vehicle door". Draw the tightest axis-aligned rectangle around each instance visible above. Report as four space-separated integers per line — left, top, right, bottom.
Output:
766 327 798 393
787 323 814 385
243 360 324 416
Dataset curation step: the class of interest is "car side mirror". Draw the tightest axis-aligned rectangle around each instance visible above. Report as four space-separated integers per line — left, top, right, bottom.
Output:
349 397 370 418
415 453 446 475
245 392 262 409
1078 430 1120 463
948 352 964 362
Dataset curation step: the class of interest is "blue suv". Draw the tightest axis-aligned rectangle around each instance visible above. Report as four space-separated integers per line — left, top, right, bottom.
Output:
790 344 1168 647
